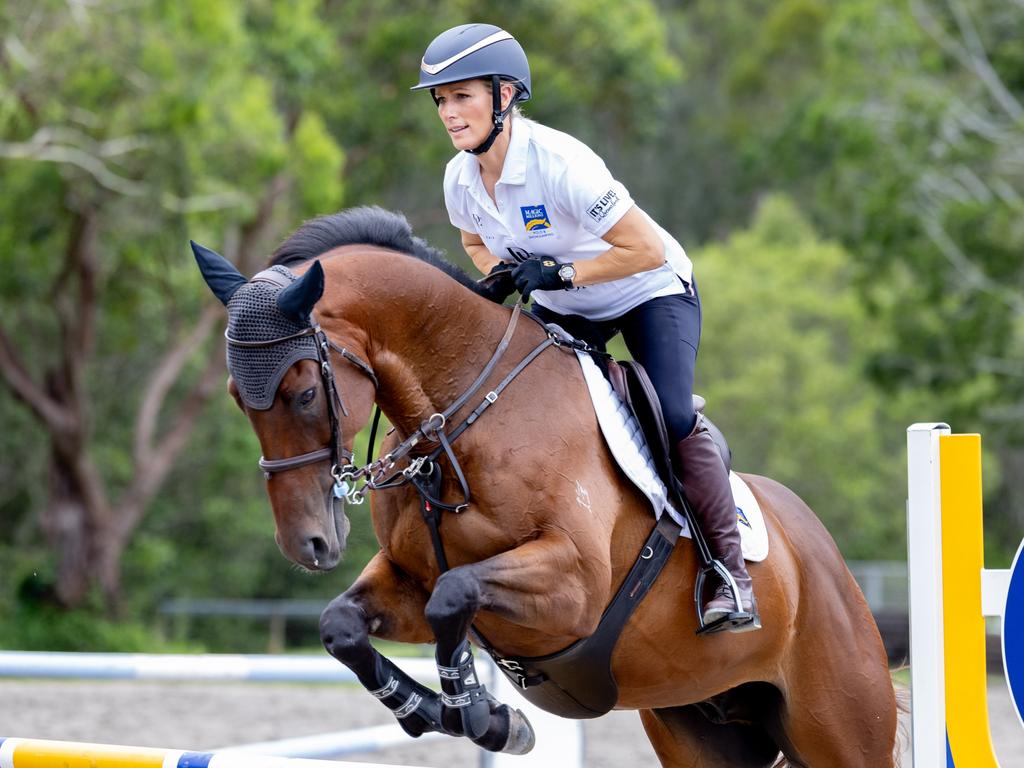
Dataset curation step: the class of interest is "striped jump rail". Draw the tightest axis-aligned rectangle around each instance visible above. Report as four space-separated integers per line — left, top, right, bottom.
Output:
0 737 419 768
0 651 436 683
0 653 585 766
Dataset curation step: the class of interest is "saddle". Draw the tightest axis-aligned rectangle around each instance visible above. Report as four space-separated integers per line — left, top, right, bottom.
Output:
606 359 732 476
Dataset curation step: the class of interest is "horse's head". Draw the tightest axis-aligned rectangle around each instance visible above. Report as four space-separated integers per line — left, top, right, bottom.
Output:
192 242 376 571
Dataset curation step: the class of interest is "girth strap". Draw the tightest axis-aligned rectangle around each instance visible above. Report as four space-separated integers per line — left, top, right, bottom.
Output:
485 513 681 716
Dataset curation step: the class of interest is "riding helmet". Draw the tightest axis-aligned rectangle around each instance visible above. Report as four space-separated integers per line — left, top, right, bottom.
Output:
411 23 531 101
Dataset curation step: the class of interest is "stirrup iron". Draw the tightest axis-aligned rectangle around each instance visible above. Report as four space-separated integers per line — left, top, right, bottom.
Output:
694 558 760 635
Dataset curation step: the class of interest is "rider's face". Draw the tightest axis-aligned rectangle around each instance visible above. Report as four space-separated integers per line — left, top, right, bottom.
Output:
435 80 513 151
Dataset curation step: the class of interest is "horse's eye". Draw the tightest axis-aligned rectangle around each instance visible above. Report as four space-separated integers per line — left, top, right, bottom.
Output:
298 387 316 406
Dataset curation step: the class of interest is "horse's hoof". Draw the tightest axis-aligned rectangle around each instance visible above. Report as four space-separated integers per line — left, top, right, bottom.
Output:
501 707 536 754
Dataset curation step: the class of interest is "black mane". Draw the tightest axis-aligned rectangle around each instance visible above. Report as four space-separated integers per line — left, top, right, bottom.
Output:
270 206 487 297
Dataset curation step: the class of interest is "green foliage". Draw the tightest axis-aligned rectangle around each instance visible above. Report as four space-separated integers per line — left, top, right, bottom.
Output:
291 111 346 216
0 564 184 651
0 603 165 652
697 196 910 558
795 1 1024 433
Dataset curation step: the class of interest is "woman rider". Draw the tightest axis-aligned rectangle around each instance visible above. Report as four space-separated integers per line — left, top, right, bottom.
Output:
411 23 759 633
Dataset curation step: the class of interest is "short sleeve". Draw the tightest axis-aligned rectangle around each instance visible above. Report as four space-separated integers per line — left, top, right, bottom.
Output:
443 159 476 233
553 149 634 238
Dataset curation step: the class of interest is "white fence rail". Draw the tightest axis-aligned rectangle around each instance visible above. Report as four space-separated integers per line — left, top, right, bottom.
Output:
0 651 584 767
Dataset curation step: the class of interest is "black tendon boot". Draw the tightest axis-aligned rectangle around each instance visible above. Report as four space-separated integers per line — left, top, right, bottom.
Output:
673 416 761 633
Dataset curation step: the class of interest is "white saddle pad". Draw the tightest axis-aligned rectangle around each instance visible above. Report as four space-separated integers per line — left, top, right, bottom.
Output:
555 329 769 563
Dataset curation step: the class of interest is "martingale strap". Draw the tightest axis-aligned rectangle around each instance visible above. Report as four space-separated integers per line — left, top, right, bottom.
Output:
417 464 450 573
365 406 384 467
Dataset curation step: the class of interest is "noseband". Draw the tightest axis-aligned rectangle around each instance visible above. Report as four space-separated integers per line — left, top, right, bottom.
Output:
225 323 377 488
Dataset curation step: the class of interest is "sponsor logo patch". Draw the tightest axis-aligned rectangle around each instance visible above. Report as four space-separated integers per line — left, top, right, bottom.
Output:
587 189 620 223
520 204 551 231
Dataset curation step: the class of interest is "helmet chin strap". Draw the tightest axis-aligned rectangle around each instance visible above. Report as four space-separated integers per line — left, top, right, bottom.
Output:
467 75 519 156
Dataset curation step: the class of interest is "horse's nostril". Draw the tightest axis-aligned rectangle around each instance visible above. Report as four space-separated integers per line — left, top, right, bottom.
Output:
296 533 339 571
309 535 329 564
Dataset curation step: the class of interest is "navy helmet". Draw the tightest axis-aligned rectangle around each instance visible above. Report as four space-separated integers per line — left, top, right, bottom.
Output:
411 24 531 154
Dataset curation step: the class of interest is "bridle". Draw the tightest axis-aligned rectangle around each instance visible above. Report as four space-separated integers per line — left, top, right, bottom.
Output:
225 321 378 497
229 298 603 511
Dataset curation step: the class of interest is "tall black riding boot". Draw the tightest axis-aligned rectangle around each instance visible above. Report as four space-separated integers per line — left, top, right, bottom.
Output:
673 416 761 633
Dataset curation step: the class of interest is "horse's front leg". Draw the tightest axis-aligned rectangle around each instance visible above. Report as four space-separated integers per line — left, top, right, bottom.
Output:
319 551 446 739
425 534 598 753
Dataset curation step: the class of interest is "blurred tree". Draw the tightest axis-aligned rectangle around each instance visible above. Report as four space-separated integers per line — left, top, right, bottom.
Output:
0 0 344 611
642 0 1022 554
744 0 1024 438
697 195 913 558
790 0 1024 546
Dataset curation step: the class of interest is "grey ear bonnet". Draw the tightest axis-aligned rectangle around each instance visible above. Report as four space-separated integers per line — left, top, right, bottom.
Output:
226 265 318 410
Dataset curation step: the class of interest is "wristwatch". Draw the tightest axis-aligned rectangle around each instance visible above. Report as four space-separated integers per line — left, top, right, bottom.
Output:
557 262 577 289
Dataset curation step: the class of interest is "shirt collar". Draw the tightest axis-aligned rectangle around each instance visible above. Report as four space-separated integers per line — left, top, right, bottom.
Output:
498 117 530 186
454 117 531 188
456 152 478 188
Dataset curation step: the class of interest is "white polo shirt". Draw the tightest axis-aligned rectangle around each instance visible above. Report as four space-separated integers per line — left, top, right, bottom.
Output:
444 117 692 321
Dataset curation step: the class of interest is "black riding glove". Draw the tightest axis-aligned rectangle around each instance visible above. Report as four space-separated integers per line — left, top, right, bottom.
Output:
511 257 564 304
476 262 517 304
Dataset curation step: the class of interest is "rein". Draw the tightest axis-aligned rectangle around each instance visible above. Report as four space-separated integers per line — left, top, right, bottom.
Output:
340 302 558 510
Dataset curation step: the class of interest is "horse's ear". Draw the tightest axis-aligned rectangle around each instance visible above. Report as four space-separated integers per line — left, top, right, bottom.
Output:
191 240 247 305
277 261 324 323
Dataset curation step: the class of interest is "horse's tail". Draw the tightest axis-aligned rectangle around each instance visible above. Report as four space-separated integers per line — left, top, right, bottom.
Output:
892 669 911 768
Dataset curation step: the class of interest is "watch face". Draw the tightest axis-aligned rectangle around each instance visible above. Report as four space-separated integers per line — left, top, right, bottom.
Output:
558 264 575 280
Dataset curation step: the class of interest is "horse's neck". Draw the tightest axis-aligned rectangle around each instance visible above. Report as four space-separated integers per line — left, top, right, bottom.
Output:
324 251 514 437
372 291 514 437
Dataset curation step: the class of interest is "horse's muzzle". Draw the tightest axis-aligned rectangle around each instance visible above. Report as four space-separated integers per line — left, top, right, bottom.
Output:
276 492 349 571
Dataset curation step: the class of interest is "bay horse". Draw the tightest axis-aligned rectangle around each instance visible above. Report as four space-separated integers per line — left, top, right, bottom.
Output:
192 207 897 767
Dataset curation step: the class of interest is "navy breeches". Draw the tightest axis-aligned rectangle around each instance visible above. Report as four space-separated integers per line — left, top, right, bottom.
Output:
532 285 702 443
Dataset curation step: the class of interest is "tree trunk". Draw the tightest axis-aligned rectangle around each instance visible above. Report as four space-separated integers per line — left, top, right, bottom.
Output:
95 521 131 613
42 446 92 607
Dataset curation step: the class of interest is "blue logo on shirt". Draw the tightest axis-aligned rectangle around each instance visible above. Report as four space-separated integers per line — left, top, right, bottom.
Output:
520 204 551 232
